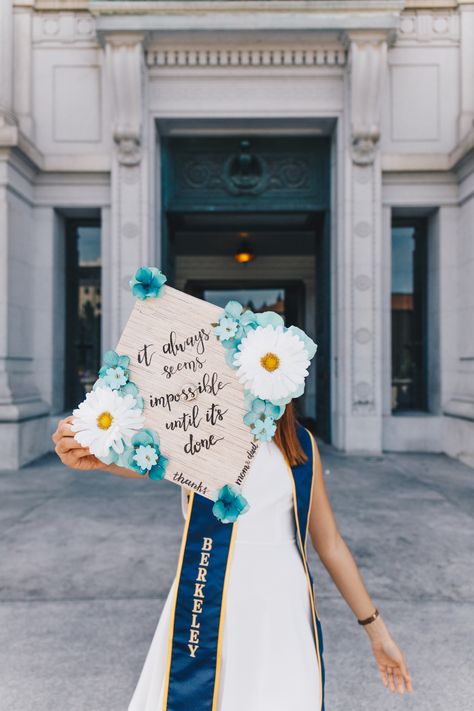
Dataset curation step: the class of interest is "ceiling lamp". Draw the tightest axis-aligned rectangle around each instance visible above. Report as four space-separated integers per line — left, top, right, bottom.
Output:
234 233 255 264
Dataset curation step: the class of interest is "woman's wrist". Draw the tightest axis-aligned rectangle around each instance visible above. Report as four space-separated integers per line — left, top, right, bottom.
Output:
362 613 390 643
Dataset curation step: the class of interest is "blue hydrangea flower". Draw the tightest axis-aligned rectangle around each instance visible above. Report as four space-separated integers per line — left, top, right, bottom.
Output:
102 366 128 390
125 428 168 480
251 416 277 442
212 484 249 524
129 266 167 300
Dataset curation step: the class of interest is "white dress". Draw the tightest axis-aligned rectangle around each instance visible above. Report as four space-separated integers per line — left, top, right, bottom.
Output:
128 441 321 711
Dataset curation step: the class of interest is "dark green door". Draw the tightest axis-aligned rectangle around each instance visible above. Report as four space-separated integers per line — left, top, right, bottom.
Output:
161 135 331 442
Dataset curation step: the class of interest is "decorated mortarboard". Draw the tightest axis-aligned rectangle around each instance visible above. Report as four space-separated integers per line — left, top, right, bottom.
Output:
72 267 317 523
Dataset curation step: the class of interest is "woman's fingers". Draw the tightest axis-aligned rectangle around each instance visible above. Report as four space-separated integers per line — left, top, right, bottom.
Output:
55 435 82 454
378 665 389 689
52 417 75 444
386 667 396 692
394 669 405 694
398 656 413 693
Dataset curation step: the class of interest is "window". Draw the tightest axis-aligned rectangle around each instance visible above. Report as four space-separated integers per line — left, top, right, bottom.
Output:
65 220 101 410
391 218 428 412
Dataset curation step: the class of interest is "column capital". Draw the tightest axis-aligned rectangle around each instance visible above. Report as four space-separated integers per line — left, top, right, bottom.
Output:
343 31 391 165
104 33 147 166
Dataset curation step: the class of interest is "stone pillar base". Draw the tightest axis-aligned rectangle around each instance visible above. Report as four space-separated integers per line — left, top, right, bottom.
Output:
0 401 50 469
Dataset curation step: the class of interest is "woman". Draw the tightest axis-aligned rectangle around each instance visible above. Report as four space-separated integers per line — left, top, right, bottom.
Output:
53 402 412 709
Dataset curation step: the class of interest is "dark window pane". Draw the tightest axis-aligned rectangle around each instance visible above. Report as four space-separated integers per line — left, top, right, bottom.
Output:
203 288 286 321
65 221 101 409
391 220 427 412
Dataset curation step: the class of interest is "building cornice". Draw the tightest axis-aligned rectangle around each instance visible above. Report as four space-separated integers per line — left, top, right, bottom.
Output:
89 1 404 34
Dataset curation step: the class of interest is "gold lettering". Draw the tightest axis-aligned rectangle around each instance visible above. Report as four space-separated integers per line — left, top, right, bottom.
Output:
192 598 203 613
189 628 200 644
188 643 198 658
202 537 213 551
194 583 205 598
191 613 201 629
199 552 210 566
196 567 208 583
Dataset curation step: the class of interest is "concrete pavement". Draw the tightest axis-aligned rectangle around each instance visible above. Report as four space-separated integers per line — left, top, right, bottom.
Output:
0 445 473 710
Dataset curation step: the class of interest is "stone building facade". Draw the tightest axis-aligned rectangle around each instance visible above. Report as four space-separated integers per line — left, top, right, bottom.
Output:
1 0 473 467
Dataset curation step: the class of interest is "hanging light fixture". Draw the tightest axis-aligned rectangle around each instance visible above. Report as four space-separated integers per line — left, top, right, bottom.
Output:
234 232 255 264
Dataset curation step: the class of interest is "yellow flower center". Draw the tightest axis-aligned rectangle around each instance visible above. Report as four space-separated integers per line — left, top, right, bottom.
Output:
260 352 280 372
97 411 113 430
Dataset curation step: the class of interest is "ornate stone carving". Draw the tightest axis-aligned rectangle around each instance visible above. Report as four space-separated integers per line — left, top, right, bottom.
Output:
179 140 311 199
397 11 459 45
146 46 346 69
105 37 144 166
345 34 389 166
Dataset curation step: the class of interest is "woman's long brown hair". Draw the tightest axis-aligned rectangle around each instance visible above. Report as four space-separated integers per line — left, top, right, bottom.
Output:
273 402 308 467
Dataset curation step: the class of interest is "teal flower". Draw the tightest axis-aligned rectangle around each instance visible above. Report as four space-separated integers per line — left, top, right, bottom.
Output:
130 266 167 300
243 394 285 426
120 381 144 411
98 350 130 378
255 311 285 329
287 325 318 360
212 484 249 524
251 416 277 442
125 428 168 480
102 366 128 390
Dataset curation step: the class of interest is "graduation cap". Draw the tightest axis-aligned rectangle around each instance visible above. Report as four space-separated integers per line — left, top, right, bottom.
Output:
72 267 316 522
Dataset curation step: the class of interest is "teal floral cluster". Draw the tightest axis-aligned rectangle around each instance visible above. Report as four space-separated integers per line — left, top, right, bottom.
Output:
94 350 144 412
212 484 249 524
93 350 168 480
213 300 317 443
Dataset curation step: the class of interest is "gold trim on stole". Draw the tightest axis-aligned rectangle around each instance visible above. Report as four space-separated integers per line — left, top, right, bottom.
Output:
161 491 196 711
284 428 324 711
211 523 238 710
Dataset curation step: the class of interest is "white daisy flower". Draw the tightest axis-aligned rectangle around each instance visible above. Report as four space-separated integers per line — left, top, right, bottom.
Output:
233 325 310 402
71 388 145 459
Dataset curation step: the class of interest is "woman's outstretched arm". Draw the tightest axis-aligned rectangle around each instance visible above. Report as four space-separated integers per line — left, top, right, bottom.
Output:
52 415 141 478
308 437 413 695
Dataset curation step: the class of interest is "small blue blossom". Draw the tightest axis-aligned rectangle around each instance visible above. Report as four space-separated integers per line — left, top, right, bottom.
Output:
212 484 249 524
214 301 258 351
251 416 277 442
130 266 167 300
102 366 128 390
214 316 238 341
125 428 168 480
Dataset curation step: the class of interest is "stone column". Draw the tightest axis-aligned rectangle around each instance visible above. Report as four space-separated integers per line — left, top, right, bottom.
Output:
0 0 15 128
458 2 474 141
341 32 390 452
103 33 149 346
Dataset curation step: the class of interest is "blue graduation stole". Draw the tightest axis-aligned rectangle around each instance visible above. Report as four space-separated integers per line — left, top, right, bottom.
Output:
162 426 325 711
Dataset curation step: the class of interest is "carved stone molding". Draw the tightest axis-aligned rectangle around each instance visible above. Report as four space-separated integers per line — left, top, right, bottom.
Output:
32 12 97 45
105 36 144 165
146 46 346 69
345 34 389 166
397 10 460 45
